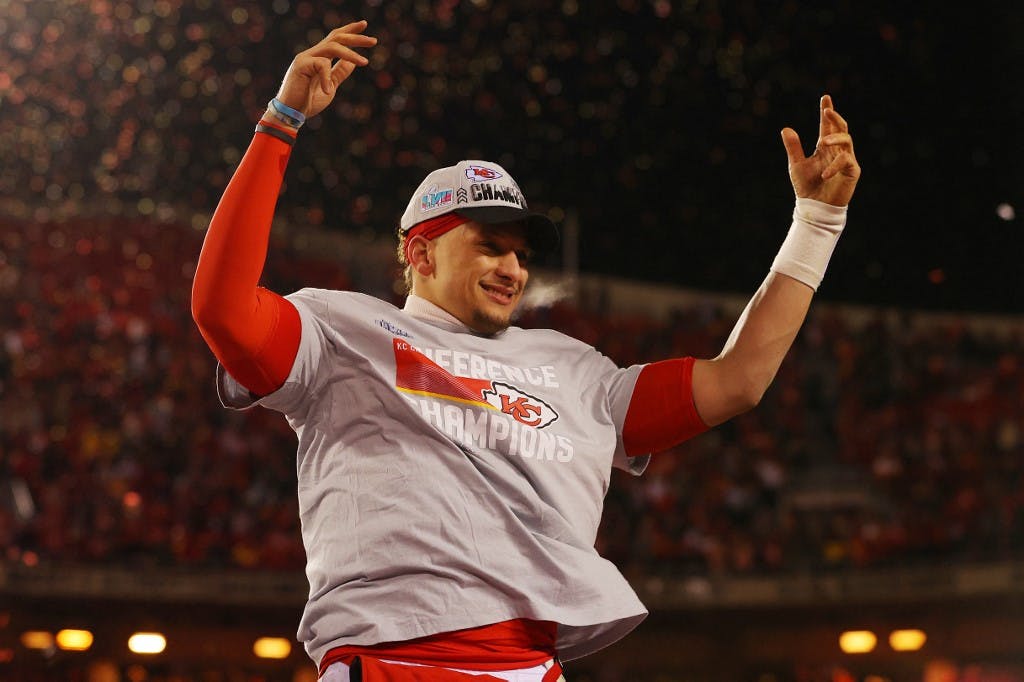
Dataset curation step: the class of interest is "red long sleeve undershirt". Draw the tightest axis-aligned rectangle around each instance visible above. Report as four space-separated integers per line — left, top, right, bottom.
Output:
190 128 301 396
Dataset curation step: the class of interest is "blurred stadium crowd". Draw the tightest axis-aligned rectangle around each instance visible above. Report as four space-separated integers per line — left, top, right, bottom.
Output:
0 0 1021 575
5 0 1011 310
1 213 1021 576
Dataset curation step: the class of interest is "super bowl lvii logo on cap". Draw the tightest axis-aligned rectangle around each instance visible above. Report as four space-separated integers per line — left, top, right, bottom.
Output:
420 185 454 212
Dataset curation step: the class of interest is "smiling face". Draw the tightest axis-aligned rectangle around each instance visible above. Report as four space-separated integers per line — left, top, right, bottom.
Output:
411 220 532 335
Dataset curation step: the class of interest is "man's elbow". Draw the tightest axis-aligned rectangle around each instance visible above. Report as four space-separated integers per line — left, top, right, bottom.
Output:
727 372 772 417
722 383 762 419
190 285 212 331
740 381 768 413
190 284 228 337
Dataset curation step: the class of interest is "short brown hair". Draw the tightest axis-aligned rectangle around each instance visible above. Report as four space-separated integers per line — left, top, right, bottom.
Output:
396 228 413 294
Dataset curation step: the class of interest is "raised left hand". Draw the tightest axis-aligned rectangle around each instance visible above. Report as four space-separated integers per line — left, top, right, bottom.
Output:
781 94 861 207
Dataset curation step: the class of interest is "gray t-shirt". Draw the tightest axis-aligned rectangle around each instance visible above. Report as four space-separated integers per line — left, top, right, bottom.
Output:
217 291 651 664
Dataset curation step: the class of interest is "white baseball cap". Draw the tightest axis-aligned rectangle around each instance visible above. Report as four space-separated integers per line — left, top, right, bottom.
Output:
399 160 560 253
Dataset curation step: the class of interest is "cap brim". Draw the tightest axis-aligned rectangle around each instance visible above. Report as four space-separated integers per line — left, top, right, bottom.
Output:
456 206 560 254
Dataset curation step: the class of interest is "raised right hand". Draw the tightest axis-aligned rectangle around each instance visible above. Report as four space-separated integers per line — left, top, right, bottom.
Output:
274 20 377 120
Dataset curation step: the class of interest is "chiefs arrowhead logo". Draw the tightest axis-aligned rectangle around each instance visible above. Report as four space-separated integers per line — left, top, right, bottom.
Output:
465 165 503 182
482 382 558 429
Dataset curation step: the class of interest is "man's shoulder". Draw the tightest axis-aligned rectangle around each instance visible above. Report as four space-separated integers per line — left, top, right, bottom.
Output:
502 324 592 351
287 288 398 311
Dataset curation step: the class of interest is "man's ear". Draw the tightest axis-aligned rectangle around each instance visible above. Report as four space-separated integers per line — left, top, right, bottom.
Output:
407 235 435 277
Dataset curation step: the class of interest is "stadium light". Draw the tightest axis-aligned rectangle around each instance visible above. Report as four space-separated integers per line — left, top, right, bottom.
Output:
128 632 166 654
889 629 927 652
56 629 94 651
839 630 877 654
253 636 292 659
19 631 54 650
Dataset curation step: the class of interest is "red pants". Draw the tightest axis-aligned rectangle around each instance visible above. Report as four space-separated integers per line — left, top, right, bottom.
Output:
322 657 566 681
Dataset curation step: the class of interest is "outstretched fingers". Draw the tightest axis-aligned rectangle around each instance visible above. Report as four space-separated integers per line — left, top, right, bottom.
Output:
327 59 359 93
820 132 853 149
303 43 368 92
824 106 849 133
304 22 377 94
272 20 377 119
821 149 859 181
329 19 372 36
781 127 805 166
327 27 377 49
309 41 371 65
308 32 376 65
784 94 861 203
819 125 857 180
818 94 834 140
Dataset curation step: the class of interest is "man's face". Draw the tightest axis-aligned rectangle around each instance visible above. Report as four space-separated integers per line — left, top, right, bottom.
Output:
416 221 532 335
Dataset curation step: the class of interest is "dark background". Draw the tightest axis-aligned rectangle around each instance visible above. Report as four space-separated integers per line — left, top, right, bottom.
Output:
3 0 1021 313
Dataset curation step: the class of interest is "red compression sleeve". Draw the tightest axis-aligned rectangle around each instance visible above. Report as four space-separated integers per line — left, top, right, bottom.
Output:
191 128 301 396
622 357 709 456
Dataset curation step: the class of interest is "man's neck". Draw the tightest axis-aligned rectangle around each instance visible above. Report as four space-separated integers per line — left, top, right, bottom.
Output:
403 294 467 329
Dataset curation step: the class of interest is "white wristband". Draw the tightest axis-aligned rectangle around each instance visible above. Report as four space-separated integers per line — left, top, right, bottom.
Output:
770 197 848 291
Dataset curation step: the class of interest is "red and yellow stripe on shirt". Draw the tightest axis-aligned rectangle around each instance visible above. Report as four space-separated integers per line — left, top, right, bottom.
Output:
393 338 496 410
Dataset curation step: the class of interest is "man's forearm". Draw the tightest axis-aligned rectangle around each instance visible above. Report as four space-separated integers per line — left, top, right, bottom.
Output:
701 271 814 421
692 199 847 426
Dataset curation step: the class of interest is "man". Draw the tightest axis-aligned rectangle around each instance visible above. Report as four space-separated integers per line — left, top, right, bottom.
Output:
191 20 860 682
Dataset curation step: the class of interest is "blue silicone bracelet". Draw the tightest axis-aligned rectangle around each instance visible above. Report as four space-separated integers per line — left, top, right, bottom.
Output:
269 98 306 128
